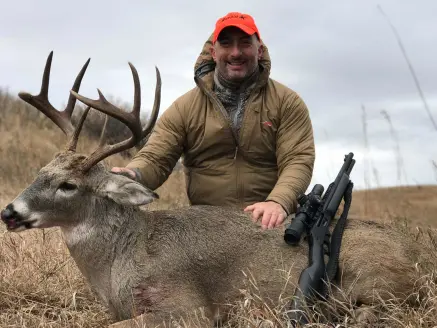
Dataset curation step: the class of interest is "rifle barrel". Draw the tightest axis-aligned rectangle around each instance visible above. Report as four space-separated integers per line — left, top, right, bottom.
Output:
325 173 351 216
323 153 354 212
346 159 356 175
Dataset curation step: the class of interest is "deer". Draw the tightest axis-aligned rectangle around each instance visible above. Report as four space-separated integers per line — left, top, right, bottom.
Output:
1 52 434 327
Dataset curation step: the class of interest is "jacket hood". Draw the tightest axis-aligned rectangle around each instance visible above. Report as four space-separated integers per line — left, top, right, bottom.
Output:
193 33 272 88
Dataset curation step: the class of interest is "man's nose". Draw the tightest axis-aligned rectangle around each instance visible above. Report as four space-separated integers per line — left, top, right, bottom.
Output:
229 45 242 57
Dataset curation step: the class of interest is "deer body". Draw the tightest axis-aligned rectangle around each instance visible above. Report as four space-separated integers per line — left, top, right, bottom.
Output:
1 52 432 326
56 191 426 323
3 160 425 325
59 192 310 321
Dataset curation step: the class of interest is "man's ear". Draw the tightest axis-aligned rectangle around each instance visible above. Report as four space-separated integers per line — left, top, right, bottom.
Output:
98 174 159 206
210 45 217 61
257 43 264 60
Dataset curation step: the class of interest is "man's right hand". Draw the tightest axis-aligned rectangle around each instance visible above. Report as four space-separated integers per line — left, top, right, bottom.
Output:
111 167 137 180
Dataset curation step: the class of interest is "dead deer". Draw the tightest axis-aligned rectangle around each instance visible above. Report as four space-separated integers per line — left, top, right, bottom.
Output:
1 52 433 327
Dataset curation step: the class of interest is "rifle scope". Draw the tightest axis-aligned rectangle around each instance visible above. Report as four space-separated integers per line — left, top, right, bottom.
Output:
284 184 324 246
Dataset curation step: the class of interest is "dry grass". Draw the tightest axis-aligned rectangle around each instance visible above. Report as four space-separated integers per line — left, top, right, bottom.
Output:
0 230 110 327
351 185 437 227
1 90 437 327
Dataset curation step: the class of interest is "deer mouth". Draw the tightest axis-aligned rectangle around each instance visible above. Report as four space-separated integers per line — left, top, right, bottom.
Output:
1 207 35 231
2 218 36 231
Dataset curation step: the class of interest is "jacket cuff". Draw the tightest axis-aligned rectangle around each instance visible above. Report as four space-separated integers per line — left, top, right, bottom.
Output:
131 168 143 183
124 165 144 183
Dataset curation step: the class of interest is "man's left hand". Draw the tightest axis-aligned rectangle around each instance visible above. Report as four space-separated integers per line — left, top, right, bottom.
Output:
244 201 287 230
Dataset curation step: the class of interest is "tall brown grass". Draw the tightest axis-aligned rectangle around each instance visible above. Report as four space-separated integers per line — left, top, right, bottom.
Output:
1 89 437 327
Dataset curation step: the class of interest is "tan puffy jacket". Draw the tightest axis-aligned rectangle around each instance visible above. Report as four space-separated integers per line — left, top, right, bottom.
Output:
127 35 315 214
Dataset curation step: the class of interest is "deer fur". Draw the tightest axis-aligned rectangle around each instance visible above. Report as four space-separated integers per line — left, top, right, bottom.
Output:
1 151 432 327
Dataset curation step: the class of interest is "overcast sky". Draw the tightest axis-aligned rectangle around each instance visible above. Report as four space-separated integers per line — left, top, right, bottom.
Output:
1 0 436 191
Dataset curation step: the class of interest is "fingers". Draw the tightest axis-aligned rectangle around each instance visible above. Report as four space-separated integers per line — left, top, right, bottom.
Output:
267 212 278 229
244 204 256 212
264 212 285 229
245 202 287 230
111 167 136 180
244 203 262 223
251 207 264 223
275 213 286 227
261 211 272 230
273 212 286 228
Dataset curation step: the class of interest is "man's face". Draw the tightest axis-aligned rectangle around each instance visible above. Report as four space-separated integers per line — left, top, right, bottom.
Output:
211 27 263 82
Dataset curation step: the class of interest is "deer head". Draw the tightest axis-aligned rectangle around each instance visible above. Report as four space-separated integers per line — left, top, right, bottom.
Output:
1 52 161 232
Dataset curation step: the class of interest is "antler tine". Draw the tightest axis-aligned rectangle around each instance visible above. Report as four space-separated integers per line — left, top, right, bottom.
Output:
18 51 90 137
141 66 161 138
71 63 161 172
65 56 92 119
70 63 143 142
66 106 91 152
98 114 110 148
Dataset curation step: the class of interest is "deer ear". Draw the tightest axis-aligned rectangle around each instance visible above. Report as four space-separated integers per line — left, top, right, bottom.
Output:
99 175 159 206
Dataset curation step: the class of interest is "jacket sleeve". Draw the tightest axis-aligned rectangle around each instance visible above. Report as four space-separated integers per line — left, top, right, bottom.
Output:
266 93 315 214
126 101 186 190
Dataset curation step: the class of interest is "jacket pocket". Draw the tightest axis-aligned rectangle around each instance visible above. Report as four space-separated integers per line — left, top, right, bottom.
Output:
187 168 234 206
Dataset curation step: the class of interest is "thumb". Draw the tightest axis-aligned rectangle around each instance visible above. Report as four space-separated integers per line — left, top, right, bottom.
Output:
244 204 256 212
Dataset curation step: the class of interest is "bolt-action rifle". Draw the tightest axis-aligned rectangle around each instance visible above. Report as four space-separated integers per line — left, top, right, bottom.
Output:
284 152 356 325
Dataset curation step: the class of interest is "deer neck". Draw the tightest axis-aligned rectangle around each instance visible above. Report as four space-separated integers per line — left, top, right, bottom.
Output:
60 198 147 305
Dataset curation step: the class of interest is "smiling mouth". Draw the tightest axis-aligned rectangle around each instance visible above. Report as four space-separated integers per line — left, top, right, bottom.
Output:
227 62 245 68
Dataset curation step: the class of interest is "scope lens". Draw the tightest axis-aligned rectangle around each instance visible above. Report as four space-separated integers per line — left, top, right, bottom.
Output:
284 229 301 245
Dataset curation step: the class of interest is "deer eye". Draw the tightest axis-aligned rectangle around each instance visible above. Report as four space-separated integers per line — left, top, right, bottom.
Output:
58 182 77 191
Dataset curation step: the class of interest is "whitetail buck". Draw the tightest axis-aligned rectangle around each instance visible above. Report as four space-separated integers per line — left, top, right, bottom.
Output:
1 52 434 327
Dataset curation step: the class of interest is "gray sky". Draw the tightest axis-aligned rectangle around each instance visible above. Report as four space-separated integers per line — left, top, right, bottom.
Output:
1 0 436 190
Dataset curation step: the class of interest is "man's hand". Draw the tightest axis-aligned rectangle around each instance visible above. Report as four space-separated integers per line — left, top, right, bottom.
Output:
244 201 287 230
111 167 137 180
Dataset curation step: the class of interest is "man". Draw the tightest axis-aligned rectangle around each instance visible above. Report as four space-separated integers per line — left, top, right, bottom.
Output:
112 12 315 230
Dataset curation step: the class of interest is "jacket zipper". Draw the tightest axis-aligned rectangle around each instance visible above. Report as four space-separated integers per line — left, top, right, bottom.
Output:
234 92 257 205
210 89 258 206
194 76 239 151
195 75 259 207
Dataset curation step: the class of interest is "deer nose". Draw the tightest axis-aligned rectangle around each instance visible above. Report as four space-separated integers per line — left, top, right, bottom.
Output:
1 204 15 222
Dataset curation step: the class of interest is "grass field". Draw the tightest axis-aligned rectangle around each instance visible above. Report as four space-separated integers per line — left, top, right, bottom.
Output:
1 90 436 327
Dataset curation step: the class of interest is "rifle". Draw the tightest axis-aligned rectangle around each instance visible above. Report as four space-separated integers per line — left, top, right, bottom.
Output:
283 152 356 325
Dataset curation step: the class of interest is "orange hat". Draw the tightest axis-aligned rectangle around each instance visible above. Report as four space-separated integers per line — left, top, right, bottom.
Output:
213 12 261 43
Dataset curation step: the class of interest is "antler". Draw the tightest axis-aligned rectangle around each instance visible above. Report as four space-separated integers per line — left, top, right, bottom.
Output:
18 51 90 138
71 63 161 172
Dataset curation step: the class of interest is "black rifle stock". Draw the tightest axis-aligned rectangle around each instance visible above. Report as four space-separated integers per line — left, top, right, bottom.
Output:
284 152 355 325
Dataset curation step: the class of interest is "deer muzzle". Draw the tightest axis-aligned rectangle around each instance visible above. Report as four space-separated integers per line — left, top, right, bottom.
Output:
1 203 30 231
